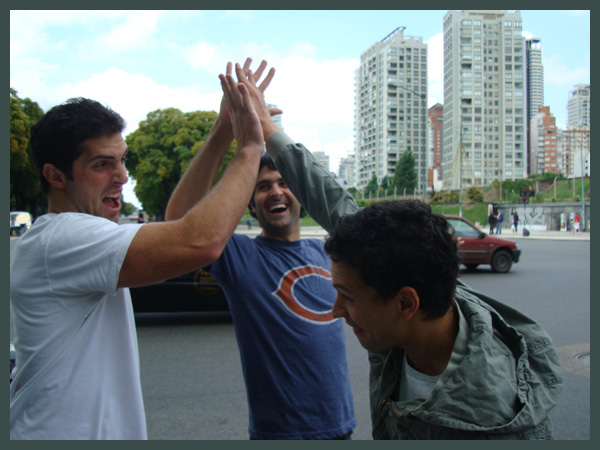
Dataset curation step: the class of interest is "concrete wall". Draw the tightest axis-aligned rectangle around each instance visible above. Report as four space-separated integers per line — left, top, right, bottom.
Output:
494 202 590 231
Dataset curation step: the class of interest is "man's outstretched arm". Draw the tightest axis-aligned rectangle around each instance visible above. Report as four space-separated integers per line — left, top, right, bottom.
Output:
165 59 277 221
230 63 358 233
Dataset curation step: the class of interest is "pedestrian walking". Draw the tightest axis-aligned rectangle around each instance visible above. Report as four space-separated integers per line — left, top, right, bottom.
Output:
512 211 519 234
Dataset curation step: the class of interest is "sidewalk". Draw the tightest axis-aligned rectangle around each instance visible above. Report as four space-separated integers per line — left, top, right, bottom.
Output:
236 225 590 242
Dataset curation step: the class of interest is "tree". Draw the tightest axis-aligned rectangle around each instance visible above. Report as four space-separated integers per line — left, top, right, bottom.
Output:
393 150 417 193
465 186 484 203
10 88 46 216
125 108 235 219
363 173 379 198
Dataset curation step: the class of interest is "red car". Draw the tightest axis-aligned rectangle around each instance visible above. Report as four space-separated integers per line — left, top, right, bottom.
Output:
445 215 521 273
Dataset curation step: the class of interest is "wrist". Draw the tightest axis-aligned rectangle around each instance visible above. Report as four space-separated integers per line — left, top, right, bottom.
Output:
261 120 282 141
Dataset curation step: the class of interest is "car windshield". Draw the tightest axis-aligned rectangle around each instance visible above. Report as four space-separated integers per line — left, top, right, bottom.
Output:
447 218 481 238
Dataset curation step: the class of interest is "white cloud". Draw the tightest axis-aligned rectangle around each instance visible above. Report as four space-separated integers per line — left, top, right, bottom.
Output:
96 11 161 53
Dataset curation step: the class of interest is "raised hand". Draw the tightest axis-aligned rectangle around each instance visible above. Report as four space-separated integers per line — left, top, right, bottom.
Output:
218 58 280 130
218 67 263 155
233 60 283 140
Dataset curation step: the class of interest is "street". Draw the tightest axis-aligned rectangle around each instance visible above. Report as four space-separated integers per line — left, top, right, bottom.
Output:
134 239 590 440
10 237 590 439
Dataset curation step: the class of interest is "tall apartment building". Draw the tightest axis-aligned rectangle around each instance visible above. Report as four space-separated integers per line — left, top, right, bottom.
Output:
354 27 428 192
526 38 544 174
312 151 330 172
442 10 527 190
567 84 591 128
530 106 559 175
563 127 590 178
428 103 444 187
338 153 356 188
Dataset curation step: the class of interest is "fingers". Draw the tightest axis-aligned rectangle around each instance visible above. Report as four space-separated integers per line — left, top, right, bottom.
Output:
258 67 276 92
253 60 267 82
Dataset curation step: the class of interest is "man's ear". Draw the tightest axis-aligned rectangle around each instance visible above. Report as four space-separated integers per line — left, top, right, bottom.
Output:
42 164 68 189
396 287 420 321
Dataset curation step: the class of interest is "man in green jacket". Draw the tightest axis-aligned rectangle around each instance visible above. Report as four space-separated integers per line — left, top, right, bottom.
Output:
222 60 564 439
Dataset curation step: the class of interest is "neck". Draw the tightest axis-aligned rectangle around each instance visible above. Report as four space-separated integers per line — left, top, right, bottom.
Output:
404 303 459 376
260 227 301 242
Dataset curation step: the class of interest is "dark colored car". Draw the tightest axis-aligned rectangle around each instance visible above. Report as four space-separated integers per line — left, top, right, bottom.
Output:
130 268 229 312
445 215 521 273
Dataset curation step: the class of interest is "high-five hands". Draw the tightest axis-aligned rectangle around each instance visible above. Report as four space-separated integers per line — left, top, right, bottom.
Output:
218 67 263 155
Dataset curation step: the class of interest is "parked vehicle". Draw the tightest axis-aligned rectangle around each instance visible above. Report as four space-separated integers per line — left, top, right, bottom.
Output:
130 268 229 312
10 211 32 236
445 215 521 273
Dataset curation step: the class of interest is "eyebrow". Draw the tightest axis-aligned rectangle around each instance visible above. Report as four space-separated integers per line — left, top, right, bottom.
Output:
87 148 128 163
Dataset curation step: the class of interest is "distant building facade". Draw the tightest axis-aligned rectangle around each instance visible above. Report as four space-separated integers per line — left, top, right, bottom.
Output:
567 84 590 128
428 103 444 187
442 10 527 190
312 151 330 172
354 26 428 192
338 153 356 188
526 37 544 174
530 106 558 175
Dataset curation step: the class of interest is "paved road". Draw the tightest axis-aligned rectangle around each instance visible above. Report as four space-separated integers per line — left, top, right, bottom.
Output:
10 230 590 440
135 238 590 440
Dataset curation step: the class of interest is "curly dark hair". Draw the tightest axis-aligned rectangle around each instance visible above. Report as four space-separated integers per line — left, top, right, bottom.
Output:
248 153 306 219
324 200 460 320
30 97 126 193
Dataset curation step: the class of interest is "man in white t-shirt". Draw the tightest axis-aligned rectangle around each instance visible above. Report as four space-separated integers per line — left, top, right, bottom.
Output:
9 62 271 440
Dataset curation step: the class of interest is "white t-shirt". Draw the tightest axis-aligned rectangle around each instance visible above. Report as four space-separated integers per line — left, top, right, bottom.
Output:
10 213 146 440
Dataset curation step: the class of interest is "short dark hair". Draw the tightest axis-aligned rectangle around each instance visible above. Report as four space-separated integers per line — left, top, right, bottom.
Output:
324 200 460 319
248 153 306 219
30 97 126 193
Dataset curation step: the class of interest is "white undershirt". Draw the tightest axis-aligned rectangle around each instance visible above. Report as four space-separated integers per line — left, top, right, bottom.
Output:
398 301 469 402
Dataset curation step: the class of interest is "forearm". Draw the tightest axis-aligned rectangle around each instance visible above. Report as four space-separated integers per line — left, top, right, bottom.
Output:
265 131 359 233
119 145 261 287
165 118 234 221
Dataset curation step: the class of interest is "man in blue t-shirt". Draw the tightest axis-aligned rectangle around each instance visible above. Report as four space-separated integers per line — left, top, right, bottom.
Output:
166 59 355 440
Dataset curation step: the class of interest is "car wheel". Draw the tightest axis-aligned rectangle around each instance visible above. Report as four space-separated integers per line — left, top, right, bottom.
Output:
491 250 512 273
465 264 479 270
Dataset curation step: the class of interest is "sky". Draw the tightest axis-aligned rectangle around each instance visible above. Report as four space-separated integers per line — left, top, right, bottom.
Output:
10 10 590 209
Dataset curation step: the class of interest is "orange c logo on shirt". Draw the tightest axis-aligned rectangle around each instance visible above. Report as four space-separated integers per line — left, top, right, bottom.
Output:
272 265 337 324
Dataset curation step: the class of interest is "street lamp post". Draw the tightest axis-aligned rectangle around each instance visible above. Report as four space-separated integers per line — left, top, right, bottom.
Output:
396 85 427 202
546 129 586 231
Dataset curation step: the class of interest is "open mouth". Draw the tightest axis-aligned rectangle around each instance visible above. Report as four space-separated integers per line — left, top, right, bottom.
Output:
268 203 288 214
103 193 122 211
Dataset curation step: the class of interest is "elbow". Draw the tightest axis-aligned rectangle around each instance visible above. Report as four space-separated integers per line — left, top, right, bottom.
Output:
190 236 228 267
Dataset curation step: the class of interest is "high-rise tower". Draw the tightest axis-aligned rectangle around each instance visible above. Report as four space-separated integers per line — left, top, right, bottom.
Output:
526 38 544 174
442 10 527 189
354 27 428 193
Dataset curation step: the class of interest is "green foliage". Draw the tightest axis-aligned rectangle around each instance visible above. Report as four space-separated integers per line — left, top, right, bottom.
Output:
9 88 46 216
120 201 136 216
430 190 459 203
465 186 484 203
125 108 234 218
363 173 379 198
393 150 417 192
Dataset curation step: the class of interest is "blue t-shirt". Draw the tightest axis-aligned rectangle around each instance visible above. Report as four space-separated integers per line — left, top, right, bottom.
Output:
210 234 355 439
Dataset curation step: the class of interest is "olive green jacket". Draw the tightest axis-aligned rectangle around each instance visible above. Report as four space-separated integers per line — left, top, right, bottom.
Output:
266 132 563 439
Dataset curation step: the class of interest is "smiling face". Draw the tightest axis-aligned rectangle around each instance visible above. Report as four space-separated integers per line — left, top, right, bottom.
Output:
59 133 129 223
331 259 403 353
250 166 302 240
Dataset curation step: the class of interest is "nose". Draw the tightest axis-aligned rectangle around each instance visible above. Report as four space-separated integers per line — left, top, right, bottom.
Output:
331 294 346 319
115 163 129 185
269 184 284 198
